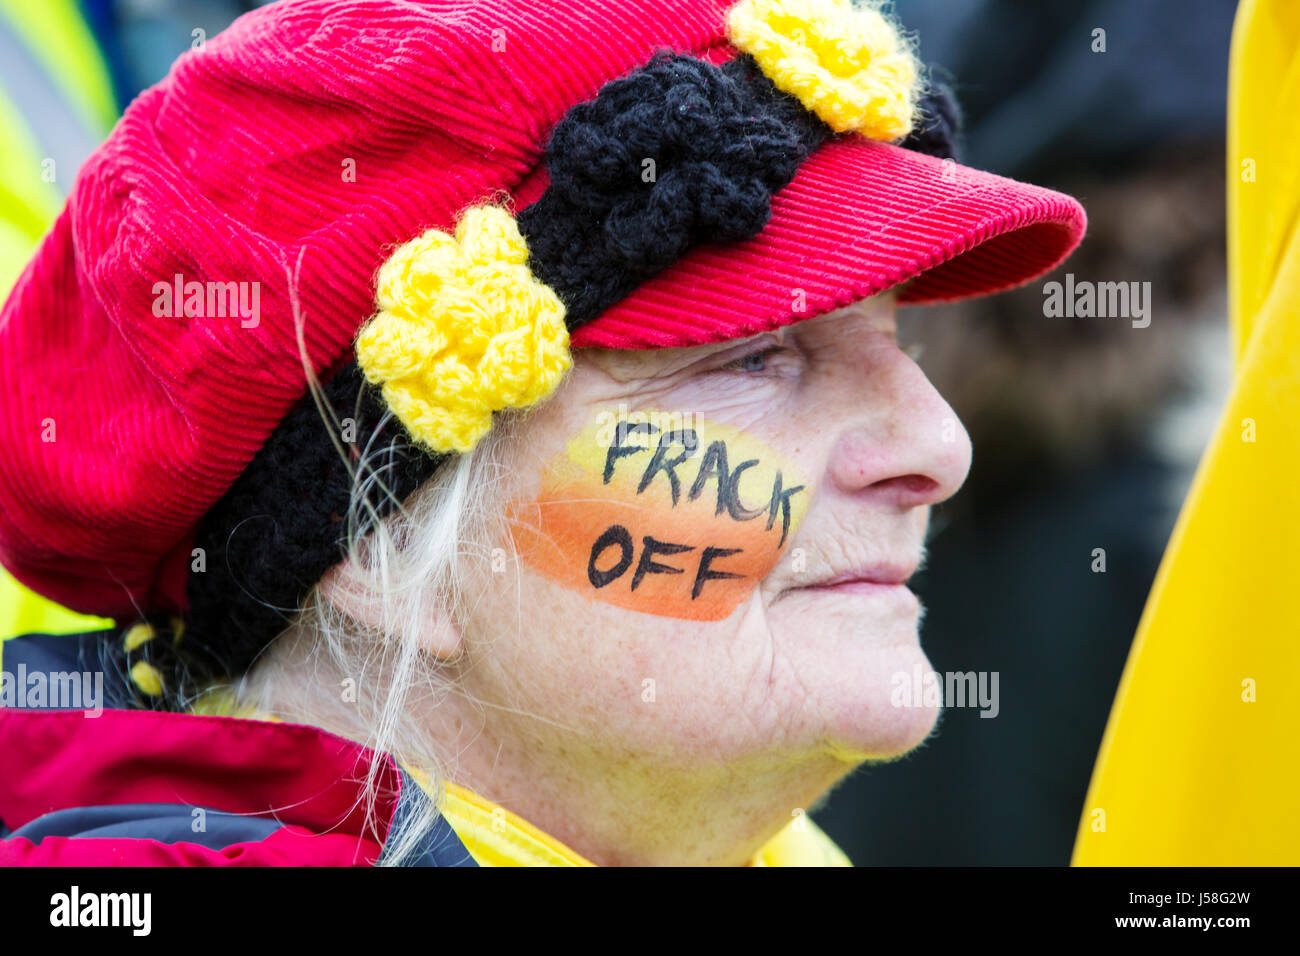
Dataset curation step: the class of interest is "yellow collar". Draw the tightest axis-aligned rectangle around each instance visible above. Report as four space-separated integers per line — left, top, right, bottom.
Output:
411 769 852 867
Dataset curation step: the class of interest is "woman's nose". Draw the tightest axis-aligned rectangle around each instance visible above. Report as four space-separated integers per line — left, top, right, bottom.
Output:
825 345 972 512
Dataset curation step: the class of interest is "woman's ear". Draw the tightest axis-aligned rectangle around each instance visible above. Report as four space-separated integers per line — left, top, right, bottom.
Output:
317 557 464 660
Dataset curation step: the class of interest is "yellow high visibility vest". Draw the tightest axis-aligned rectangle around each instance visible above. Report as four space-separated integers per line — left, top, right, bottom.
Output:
0 0 116 639
1073 0 1300 865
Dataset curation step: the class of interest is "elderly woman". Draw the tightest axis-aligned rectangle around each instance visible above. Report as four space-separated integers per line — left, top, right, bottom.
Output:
0 0 1084 866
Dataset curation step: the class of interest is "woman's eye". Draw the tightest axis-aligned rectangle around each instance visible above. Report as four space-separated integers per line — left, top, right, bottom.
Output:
724 345 784 374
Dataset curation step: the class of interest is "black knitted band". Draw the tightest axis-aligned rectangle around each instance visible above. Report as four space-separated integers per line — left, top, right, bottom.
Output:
902 79 963 162
519 53 961 331
110 360 446 706
518 52 834 330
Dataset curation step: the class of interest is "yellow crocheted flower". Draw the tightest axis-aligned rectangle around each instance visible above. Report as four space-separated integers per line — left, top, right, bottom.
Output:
355 204 572 454
726 0 922 140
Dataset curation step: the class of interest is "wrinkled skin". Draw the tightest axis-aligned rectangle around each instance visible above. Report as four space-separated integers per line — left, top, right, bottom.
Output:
326 291 972 865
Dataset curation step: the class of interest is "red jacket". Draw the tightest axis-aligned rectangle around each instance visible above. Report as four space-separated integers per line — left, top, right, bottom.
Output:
0 630 475 866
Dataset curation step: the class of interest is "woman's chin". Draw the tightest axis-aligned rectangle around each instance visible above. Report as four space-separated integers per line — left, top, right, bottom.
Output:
819 642 943 764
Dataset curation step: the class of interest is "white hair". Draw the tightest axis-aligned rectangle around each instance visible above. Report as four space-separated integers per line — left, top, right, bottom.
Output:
201 398 527 865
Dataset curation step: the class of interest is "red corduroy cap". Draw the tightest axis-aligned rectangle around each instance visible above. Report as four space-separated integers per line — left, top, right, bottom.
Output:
0 0 1085 621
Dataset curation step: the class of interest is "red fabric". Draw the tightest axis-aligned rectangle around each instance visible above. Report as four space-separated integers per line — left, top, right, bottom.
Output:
569 137 1085 348
0 0 1085 620
0 708 400 865
0 826 371 866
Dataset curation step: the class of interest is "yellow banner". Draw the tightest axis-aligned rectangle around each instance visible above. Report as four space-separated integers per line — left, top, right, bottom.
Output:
1073 0 1300 865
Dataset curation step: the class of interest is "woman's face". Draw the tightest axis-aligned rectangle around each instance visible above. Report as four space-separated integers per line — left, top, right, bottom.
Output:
452 292 971 817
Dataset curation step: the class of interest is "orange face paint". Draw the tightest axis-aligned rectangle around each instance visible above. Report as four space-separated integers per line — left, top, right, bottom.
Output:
507 410 810 620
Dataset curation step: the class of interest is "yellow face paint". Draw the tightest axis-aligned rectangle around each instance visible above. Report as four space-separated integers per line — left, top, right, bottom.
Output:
507 409 810 620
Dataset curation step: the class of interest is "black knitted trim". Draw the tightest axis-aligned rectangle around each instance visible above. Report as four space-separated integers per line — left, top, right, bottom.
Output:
119 360 446 707
518 51 834 331
900 76 963 162
518 53 964 331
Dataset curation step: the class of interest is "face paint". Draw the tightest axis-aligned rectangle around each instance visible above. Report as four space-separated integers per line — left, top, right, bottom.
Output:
507 409 810 620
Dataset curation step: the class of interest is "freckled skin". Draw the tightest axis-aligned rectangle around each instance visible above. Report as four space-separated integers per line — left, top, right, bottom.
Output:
361 292 972 866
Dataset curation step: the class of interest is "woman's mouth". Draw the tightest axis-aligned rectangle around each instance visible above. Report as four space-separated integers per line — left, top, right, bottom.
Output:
779 563 921 610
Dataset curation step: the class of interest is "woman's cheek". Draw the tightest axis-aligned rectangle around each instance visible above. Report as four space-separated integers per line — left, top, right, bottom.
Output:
506 409 810 620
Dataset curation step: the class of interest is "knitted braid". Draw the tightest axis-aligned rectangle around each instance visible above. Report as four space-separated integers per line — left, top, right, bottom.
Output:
900 77 963 161
110 359 445 708
519 51 834 330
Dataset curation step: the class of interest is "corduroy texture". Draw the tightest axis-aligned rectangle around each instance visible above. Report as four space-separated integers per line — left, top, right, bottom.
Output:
351 45 945 461
0 0 1085 631
568 134 1085 349
0 0 742 620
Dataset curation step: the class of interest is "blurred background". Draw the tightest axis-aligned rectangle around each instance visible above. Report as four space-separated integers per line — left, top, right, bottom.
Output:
0 0 1238 863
